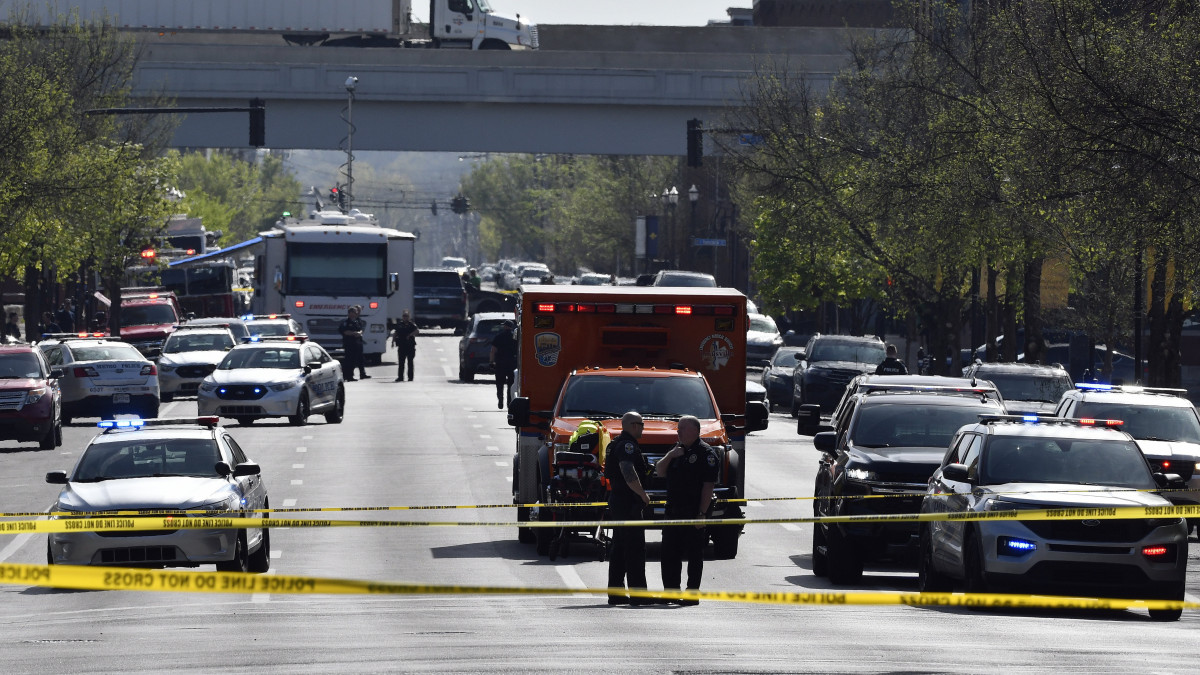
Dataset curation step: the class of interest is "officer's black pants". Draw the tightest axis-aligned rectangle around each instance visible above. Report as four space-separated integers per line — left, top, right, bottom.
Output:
494 362 515 402
344 341 365 377
397 347 415 380
660 523 706 591
607 504 647 597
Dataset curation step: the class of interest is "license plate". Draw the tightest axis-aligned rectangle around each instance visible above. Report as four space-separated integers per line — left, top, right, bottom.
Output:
113 394 130 404
429 298 441 305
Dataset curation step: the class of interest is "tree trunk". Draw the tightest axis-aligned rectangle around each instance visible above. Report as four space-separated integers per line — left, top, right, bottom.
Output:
1146 249 1168 386
1002 267 1019 362
1165 288 1183 388
985 262 999 362
924 296 964 376
1022 255 1045 365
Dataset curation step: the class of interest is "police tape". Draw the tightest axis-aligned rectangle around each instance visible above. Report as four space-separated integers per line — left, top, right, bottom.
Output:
7 485 1196 519
0 562 1194 612
4 503 1200 534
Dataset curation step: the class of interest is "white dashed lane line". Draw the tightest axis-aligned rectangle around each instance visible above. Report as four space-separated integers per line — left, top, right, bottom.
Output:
292 464 305 469
495 461 508 467
296 446 307 453
282 499 297 507
780 524 801 532
290 480 303 486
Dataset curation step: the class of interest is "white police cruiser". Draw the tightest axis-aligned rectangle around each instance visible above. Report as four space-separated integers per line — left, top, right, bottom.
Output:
196 336 344 426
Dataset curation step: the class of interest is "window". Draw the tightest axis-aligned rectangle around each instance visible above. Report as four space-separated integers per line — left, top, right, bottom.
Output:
43 348 63 367
70 344 145 362
223 434 248 465
74 439 221 480
287 242 386 296
1074 401 1200 444
980 437 1153 488
961 434 983 478
850 403 998 449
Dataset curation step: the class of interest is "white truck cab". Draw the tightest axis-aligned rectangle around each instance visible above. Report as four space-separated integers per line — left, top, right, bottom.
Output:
432 0 539 50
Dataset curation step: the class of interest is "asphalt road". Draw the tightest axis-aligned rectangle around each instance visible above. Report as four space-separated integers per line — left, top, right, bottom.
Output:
0 331 1196 673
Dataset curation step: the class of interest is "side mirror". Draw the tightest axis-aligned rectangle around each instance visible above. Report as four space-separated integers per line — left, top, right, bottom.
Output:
813 431 836 453
507 396 530 427
50 367 64 379
215 461 233 477
743 401 769 433
45 470 68 484
304 364 313 374
233 462 262 477
941 463 971 483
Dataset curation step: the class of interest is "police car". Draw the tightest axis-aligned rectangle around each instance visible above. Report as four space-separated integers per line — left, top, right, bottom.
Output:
196 336 344 426
45 417 269 572
156 325 236 401
243 314 303 339
37 334 160 423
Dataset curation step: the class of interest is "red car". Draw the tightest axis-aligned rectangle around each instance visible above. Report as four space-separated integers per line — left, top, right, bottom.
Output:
0 343 62 449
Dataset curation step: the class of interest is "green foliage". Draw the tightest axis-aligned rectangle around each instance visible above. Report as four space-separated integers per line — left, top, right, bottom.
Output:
172 151 304 244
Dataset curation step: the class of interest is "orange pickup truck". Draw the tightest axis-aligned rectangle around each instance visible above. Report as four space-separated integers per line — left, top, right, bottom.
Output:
507 286 768 559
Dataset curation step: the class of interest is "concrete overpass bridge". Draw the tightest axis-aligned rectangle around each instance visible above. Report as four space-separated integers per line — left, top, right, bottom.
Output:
131 25 876 155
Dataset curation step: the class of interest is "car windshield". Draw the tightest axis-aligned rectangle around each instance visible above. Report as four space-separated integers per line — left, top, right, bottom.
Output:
981 436 1154 488
1073 401 1200 443
560 375 716 419
771 349 800 368
657 273 715 287
473 319 512 337
247 322 293 337
164 333 234 354
120 304 177 327
0 353 43 378
809 341 886 364
749 316 778 334
70 344 144 362
73 439 222 481
415 272 464 288
219 347 301 370
850 402 999 448
980 372 1073 403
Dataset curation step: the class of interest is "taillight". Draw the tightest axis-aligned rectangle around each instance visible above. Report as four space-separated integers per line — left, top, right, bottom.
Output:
140 364 156 376
1142 545 1173 560
73 366 99 378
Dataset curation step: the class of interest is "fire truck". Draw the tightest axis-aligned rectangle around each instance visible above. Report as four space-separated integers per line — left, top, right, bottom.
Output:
252 209 414 363
506 286 769 559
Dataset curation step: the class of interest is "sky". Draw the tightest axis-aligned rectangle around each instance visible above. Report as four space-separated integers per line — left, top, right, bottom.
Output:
487 1 747 26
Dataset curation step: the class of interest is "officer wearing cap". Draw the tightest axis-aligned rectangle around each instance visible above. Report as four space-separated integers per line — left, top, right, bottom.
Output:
489 319 517 409
605 411 651 606
655 414 719 605
338 306 370 381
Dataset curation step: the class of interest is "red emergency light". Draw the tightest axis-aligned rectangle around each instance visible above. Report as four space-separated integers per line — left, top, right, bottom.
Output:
140 249 156 259
369 302 379 309
294 301 305 308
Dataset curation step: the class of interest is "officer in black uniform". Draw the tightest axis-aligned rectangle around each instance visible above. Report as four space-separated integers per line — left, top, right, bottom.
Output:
875 343 909 375
604 411 651 606
338 305 370 381
655 414 719 605
489 320 518 409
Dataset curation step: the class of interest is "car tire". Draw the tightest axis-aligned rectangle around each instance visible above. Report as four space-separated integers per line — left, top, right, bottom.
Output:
517 505 535 544
38 423 57 450
918 525 953 592
460 367 475 383
535 507 552 556
247 526 271 574
1148 582 1184 621
53 420 63 447
324 387 345 424
216 531 249 573
289 392 309 426
161 392 174 403
61 414 72 426
141 402 159 420
811 524 829 577
235 417 256 426
46 541 54 565
826 527 863 585
964 530 988 594
710 524 740 560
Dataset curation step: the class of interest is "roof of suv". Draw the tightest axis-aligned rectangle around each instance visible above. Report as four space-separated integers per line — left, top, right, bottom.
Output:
968 362 1068 375
811 334 882 344
968 416 1132 441
1060 384 1194 408
856 390 1004 408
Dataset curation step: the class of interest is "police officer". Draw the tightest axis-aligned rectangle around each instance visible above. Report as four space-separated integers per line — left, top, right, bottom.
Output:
489 320 517 409
875 343 909 375
605 411 651 606
392 309 419 382
655 415 719 605
339 305 370 381
4 312 20 341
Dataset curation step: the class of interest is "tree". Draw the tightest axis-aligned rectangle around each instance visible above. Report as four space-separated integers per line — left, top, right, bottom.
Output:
172 151 304 244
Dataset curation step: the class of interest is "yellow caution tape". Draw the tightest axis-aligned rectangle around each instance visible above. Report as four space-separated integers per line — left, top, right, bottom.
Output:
6 503 1199 534
0 562 1193 612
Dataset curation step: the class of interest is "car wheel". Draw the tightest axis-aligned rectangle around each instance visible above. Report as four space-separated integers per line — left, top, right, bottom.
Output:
517 505 535 544
288 392 310 426
324 387 345 424
460 367 475 383
46 541 54 565
161 392 174 403
826 527 863 585
235 417 256 426
61 414 72 426
216 531 249 573
964 530 988 594
38 423 57 450
141 402 159 419
811 523 829 577
790 398 800 419
53 420 62 447
1148 582 1184 621
918 525 953 592
247 526 271 574
535 506 552 556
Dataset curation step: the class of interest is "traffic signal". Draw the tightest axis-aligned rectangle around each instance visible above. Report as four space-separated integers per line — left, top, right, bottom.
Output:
687 119 703 167
451 194 470 215
431 200 438 216
249 99 265 147
330 187 340 209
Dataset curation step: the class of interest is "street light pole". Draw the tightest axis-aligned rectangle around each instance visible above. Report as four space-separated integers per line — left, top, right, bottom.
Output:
341 76 358 212
688 185 702 274
662 186 679 266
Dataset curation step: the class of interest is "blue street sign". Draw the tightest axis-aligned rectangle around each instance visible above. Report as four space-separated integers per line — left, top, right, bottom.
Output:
645 215 659 258
692 238 727 247
739 134 765 146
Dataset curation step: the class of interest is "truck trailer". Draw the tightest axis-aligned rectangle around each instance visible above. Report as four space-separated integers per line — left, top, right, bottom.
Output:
506 286 769 560
1 0 538 50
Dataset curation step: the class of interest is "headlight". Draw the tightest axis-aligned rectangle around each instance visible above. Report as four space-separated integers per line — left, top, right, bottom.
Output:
24 387 48 404
159 364 176 373
846 467 875 482
198 381 218 392
197 495 241 515
269 379 304 392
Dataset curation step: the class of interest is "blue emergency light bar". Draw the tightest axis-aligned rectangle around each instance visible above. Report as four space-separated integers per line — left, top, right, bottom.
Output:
1075 382 1113 391
978 414 1123 427
98 419 144 429
98 417 220 431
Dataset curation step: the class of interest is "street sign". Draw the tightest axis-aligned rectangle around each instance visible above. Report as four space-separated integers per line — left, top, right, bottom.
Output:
692 238 727 247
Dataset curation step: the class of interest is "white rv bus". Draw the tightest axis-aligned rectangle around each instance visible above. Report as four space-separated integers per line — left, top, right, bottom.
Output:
253 209 415 364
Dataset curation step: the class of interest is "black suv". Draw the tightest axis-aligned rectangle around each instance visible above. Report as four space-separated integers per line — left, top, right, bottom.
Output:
811 386 1005 584
961 362 1072 415
792 334 886 433
413 269 468 334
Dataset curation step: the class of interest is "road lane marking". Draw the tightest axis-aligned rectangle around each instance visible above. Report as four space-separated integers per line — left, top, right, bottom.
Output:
442 365 454 378
487 446 499 452
555 565 590 597
0 532 32 563
495 461 508 467
749 501 765 507
302 436 313 440
472 424 483 429
282 499 297 507
293 464 304 469
296 446 307 453
271 550 282 559
780 524 801 531
290 480 303 486
479 434 492 439
251 569 275 603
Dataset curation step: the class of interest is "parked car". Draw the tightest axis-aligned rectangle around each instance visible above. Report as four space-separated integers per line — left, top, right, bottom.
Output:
413 268 469 334
760 346 805 412
45 416 270 572
961 362 1072 415
244 313 304 339
183 316 251 343
458 312 515 382
919 415 1187 620
812 385 1006 584
0 343 62 448
791 334 886 432
746 314 783 368
156 325 237 402
38 336 159 423
649 270 717 287
196 337 344 426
